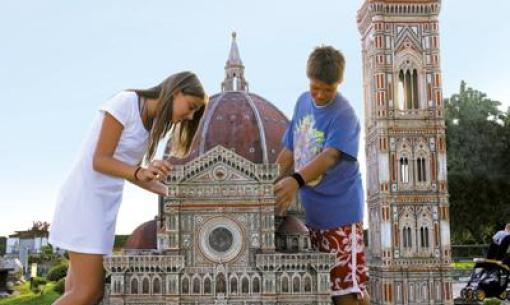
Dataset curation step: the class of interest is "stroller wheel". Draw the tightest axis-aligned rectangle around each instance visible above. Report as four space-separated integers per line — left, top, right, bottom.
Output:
475 289 486 301
499 290 507 300
460 289 466 299
466 289 473 301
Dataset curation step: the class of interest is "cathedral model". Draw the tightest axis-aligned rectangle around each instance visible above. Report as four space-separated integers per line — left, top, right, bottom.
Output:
100 0 457 303
100 33 336 305
357 1 453 305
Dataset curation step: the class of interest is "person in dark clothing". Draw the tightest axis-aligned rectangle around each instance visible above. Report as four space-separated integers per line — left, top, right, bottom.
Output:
487 223 510 260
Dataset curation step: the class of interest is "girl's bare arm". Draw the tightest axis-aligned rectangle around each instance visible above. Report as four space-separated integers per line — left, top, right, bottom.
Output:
92 113 167 184
92 113 142 180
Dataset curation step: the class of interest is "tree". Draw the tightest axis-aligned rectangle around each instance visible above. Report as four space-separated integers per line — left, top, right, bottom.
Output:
31 221 50 232
114 235 130 249
445 81 510 244
0 236 6 255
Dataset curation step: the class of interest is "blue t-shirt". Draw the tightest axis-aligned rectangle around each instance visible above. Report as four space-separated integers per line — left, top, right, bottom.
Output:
282 91 364 229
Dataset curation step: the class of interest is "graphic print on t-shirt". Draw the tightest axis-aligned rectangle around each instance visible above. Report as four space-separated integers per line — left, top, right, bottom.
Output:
294 114 325 186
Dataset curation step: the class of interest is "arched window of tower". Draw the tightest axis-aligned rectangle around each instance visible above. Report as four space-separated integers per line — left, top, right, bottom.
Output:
399 157 409 183
416 157 427 183
398 68 420 111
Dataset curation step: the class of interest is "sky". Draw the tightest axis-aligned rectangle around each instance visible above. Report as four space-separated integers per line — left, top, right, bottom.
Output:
1 0 509 237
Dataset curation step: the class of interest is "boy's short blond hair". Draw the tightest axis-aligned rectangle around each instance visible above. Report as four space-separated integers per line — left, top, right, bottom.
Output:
306 45 345 85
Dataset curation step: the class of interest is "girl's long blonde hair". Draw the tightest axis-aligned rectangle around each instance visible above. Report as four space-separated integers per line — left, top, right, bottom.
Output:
131 71 207 163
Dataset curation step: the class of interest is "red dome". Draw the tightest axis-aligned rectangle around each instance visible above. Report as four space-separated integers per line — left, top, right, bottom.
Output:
123 219 157 250
164 91 289 164
277 215 309 235
128 34 297 250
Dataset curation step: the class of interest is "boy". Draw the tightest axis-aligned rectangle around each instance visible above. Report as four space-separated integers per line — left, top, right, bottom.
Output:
274 46 368 305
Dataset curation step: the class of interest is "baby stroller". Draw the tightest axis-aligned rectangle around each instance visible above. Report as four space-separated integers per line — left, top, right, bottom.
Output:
460 257 510 302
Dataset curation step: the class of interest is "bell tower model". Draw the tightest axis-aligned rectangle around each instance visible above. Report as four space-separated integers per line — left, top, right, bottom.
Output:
357 1 453 305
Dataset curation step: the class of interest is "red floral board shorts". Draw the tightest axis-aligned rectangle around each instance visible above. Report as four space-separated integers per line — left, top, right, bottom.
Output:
309 222 368 296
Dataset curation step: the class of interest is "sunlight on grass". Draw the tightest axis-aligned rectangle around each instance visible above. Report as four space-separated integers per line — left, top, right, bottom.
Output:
453 261 475 269
0 282 60 305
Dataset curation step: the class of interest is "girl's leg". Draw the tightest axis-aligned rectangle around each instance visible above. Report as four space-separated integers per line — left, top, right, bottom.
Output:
64 263 73 293
52 251 105 305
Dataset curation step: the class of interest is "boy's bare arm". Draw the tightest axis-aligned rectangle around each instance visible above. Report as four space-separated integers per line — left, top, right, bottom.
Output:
298 147 342 184
275 148 294 179
274 147 341 215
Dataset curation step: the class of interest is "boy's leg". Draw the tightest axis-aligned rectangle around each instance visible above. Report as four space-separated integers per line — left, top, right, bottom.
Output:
310 223 369 305
333 289 371 305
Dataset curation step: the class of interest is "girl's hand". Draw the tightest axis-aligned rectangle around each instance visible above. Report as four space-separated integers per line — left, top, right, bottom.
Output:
273 176 299 216
129 178 169 196
147 180 169 196
135 160 171 182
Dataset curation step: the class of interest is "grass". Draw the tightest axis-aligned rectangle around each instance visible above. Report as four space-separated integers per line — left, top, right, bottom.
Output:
0 281 60 305
453 261 476 269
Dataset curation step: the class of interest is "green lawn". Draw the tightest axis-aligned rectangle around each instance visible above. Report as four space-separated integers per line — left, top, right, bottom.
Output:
453 261 476 269
0 282 60 305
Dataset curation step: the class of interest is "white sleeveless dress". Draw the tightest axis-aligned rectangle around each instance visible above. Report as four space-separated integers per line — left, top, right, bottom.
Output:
48 91 149 255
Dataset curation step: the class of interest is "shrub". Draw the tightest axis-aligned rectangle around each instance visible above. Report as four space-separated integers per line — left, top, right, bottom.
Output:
30 276 47 293
47 264 68 282
54 277 66 295
484 299 501 305
50 257 68 268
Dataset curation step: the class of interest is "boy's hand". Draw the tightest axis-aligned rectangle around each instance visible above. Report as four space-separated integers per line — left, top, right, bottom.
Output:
274 176 299 215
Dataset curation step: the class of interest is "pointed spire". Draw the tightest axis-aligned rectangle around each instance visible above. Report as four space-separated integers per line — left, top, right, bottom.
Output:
222 32 249 92
227 32 243 66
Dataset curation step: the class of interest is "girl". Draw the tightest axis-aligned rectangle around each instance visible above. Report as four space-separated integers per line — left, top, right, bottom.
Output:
49 71 207 305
